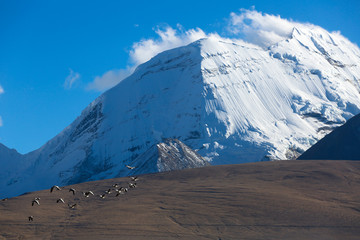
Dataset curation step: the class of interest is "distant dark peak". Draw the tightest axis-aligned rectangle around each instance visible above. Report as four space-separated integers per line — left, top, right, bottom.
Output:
298 113 360 160
0 143 12 151
0 143 22 156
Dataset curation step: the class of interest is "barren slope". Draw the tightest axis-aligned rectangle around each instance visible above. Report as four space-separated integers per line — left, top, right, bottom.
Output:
1 160 360 239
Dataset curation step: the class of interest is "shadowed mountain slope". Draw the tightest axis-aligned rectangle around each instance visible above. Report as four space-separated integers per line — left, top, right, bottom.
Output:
298 113 360 160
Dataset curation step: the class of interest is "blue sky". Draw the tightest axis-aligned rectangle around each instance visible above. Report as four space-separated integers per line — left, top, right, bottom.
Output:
1 0 359 154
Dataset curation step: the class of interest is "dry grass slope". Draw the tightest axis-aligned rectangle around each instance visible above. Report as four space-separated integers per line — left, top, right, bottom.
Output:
1 160 360 239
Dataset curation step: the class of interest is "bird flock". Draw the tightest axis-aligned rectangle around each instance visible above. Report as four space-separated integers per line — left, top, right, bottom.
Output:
22 165 138 222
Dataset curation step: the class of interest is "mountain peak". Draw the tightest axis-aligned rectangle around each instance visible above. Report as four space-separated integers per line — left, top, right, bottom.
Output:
1 27 360 198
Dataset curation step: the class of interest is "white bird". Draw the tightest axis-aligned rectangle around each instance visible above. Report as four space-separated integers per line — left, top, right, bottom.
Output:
128 182 137 188
56 198 65 203
112 183 119 188
105 189 112 194
126 165 136 170
28 216 34 222
50 185 61 193
99 194 106 199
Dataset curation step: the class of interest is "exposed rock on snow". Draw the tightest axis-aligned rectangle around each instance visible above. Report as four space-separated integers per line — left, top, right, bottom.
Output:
130 138 210 175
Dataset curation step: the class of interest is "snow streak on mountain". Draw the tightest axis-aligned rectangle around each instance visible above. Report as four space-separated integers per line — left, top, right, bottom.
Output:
1 23 360 198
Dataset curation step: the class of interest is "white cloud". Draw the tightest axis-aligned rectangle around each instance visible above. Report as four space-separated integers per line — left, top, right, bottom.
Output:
64 68 80 89
87 9 319 91
228 9 310 48
86 67 134 92
87 25 208 92
129 25 207 65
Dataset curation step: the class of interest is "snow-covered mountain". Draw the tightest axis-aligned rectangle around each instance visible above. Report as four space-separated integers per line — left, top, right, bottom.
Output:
298 113 360 160
1 24 360 198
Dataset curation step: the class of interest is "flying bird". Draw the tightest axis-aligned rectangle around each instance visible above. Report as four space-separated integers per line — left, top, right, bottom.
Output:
126 165 136 170
130 176 138 181
69 188 76 195
50 185 61 193
32 198 40 206
56 198 65 203
28 216 34 222
68 203 77 209
116 187 128 196
82 191 94 197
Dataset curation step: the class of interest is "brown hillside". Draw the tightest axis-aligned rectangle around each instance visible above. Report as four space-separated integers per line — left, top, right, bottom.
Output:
1 160 360 239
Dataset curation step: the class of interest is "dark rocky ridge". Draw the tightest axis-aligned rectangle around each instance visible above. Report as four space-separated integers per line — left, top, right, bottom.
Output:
298 113 360 160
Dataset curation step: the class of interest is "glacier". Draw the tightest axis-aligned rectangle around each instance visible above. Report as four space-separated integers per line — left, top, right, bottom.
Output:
1 23 360 198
